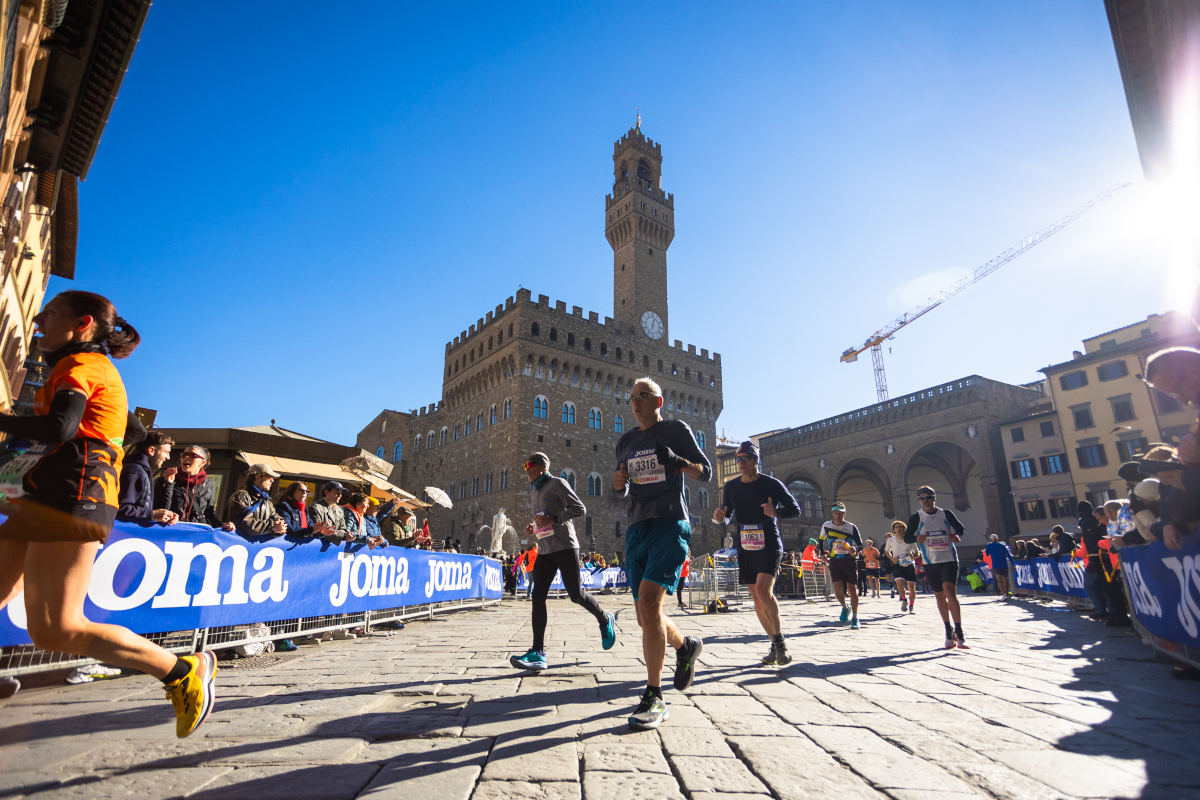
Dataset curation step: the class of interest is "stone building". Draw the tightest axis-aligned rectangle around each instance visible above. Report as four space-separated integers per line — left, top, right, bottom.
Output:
357 126 724 556
0 0 150 412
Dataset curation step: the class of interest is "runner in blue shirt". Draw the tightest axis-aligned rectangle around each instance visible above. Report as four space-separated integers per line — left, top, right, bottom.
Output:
983 534 1012 599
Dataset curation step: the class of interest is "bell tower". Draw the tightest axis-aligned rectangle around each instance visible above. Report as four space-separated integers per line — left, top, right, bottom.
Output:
605 125 674 342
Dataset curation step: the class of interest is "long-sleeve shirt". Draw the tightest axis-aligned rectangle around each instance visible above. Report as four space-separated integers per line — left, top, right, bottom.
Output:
614 418 711 526
715 474 800 553
528 474 587 555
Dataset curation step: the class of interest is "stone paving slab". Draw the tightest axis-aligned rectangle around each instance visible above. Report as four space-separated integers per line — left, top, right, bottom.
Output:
3 592 1200 798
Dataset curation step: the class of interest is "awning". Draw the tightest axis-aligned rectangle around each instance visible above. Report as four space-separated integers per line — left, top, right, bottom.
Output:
361 473 432 508
235 451 360 484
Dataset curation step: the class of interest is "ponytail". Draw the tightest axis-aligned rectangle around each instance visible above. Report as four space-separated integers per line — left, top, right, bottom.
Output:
52 290 140 359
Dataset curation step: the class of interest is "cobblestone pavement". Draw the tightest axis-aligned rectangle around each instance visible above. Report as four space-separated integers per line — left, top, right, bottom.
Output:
2 591 1198 799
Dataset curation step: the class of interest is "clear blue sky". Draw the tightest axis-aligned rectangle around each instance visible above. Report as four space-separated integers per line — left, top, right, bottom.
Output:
60 1 1173 446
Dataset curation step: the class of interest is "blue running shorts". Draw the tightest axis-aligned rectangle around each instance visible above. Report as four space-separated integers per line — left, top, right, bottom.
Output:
625 517 691 600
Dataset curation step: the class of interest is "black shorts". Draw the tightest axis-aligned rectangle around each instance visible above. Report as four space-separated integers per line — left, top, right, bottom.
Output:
925 561 960 589
893 564 917 582
864 567 882 577
739 548 782 585
828 557 857 585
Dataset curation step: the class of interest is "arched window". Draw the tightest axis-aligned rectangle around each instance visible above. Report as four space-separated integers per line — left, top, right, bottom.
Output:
504 398 512 419
698 489 708 509
414 434 421 453
376 445 385 458
588 407 602 429
392 441 403 462
614 414 624 434
476 412 484 430
533 395 548 419
440 427 448 445
531 322 540 336
472 477 479 497
426 430 434 449
465 417 472 435
500 469 509 490
454 425 461 441
695 430 706 450
549 327 558 342
485 473 493 493
567 332 575 347
587 473 603 496
584 337 591 352
561 469 575 490
489 404 497 425
561 402 576 424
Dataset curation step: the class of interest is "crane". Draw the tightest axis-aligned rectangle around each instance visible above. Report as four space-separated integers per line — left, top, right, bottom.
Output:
840 183 1131 401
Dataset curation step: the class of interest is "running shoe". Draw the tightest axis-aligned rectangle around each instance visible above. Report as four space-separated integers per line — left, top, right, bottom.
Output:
277 639 298 652
628 688 669 729
600 612 617 651
908 600 915 614
775 645 793 666
850 617 861 630
165 651 217 738
839 605 850 623
943 638 956 650
955 638 971 650
673 635 703 690
66 664 123 684
761 643 779 665
900 598 909 613
509 649 548 671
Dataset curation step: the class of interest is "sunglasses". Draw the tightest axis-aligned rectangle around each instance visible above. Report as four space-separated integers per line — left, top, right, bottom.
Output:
734 455 755 463
181 452 205 460
522 462 538 470
629 391 660 403
918 495 936 501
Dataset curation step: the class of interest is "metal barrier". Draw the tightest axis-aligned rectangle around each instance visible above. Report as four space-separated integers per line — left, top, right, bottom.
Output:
0 596 502 680
685 560 746 610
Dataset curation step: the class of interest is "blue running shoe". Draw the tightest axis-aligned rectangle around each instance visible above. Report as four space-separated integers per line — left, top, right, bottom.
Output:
850 617 861 630
509 649 547 671
839 605 850 623
600 613 617 650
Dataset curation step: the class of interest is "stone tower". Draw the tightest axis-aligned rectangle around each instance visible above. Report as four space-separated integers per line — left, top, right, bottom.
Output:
605 126 674 343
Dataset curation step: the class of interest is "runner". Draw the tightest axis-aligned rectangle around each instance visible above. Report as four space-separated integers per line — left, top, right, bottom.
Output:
905 486 968 649
862 538 882 598
983 533 1012 599
0 291 215 737
510 452 616 671
885 522 918 613
613 377 711 729
711 440 801 666
819 502 863 628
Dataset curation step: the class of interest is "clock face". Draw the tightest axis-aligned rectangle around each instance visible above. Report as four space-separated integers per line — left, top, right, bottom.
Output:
641 310 664 340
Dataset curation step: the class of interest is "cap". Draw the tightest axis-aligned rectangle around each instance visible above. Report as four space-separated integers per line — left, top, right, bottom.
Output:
322 480 345 493
1132 478 1160 502
526 452 550 470
831 502 846 512
247 463 281 478
1118 461 1145 483
735 440 759 461
366 496 381 507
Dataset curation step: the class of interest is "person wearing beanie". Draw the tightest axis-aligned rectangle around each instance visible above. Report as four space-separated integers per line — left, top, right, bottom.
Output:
904 486 968 649
712 440 801 665
613 377 711 729
509 452 617 672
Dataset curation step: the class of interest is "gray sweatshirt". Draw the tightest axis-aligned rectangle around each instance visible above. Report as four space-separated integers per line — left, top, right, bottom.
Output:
614 418 712 526
527 474 586 555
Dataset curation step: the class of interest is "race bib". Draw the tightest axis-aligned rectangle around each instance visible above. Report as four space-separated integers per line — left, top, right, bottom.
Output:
628 448 665 485
0 442 51 501
533 520 555 539
832 540 852 556
924 532 950 552
739 524 765 551
898 554 914 567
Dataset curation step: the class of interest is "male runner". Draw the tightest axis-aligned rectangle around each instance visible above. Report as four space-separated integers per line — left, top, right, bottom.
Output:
819 502 863 628
904 486 968 649
614 377 711 729
983 533 1012 599
510 452 616 671
711 440 801 665
885 521 918 613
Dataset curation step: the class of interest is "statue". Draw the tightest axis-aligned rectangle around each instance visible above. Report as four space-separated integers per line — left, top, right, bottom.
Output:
490 507 517 554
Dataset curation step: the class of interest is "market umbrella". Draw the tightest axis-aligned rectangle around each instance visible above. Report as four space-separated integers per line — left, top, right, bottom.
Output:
424 486 453 509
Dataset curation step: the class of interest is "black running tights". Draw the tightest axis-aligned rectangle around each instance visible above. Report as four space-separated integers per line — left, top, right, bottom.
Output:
531 548 606 651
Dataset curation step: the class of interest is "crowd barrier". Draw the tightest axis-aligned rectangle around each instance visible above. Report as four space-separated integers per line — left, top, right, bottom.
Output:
1010 555 1090 605
1112 538 1200 671
513 567 629 593
0 519 504 679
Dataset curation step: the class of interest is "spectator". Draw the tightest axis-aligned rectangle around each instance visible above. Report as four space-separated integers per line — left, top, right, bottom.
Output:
363 496 387 548
1025 537 1046 557
117 431 178 525
311 480 353 544
226 464 287 538
983 534 1012 598
384 506 417 546
155 445 234 530
340 492 379 546
274 482 331 539
1049 525 1076 558
414 518 432 549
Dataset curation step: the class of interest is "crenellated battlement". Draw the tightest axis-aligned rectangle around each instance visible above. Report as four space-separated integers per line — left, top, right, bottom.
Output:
614 127 661 155
606 185 674 209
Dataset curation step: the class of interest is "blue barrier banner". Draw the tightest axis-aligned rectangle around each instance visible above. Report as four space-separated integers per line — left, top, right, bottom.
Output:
1011 556 1088 599
515 567 628 591
1115 538 1200 650
0 519 504 647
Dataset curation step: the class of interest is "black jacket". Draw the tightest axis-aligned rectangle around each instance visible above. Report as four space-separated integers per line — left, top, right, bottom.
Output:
116 450 154 524
156 473 222 527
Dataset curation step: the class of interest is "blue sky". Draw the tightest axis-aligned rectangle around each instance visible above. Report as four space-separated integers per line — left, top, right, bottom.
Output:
61 1 1174 446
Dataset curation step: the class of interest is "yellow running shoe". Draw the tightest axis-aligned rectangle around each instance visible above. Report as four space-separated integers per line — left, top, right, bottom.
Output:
164 651 216 738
